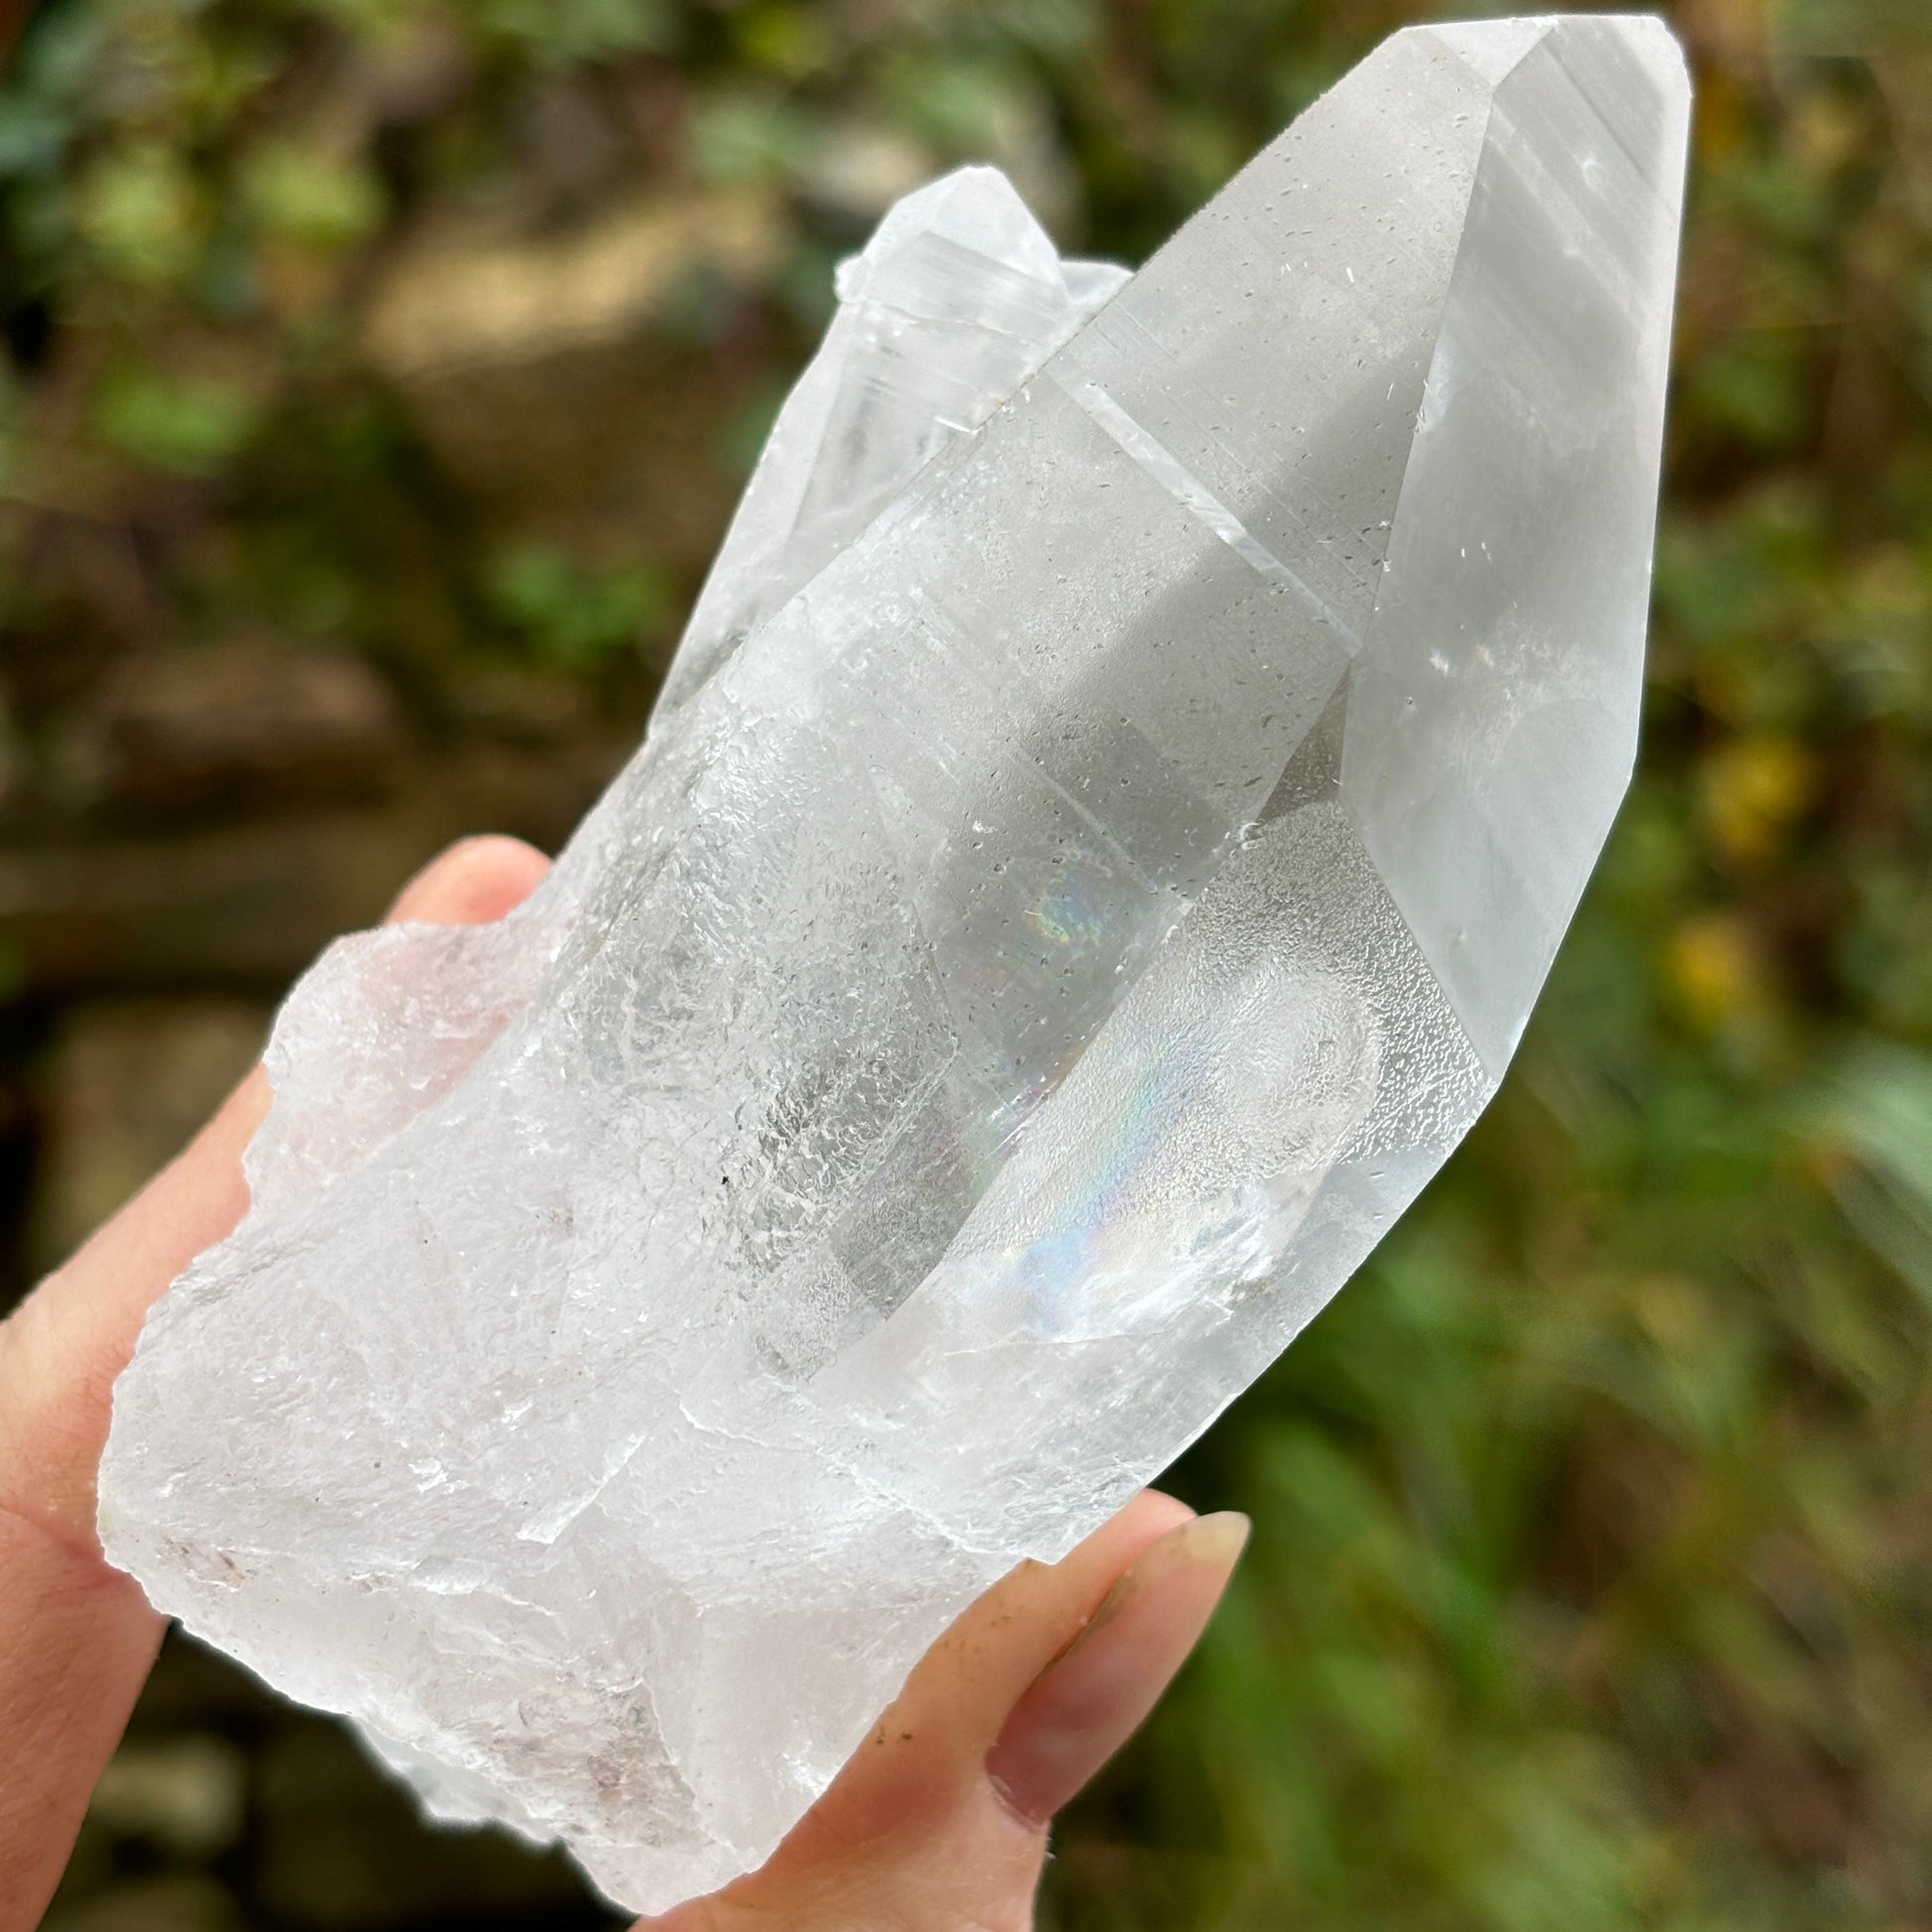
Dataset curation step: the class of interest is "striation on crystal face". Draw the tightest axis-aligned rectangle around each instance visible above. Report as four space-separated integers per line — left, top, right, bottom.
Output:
98 17 1691 1914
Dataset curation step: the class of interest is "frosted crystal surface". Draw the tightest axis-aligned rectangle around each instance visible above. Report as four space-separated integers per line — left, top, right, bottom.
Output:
99 18 1690 1914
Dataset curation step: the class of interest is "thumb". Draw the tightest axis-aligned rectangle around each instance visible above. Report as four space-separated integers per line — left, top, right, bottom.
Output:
645 1493 1248 1932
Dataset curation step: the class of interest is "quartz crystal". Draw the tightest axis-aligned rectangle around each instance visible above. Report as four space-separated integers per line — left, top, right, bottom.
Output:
100 16 1691 1913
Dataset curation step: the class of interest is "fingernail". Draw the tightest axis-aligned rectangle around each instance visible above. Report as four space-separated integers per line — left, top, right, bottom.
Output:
985 1511 1249 1826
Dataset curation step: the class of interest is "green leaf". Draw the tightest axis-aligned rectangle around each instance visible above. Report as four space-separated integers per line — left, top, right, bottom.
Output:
93 368 259 476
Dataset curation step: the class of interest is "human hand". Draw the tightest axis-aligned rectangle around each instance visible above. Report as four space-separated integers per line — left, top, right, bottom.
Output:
0 836 1246 1932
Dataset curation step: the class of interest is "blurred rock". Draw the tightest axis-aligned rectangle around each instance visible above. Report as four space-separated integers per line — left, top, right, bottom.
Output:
43 1876 241 1932
0 684 26 816
88 1735 247 1860
27 996 269 1273
800 122 935 222
439 662 596 744
254 1725 610 1928
0 513 153 721
360 192 785 571
356 14 472 127
60 640 407 825
402 331 754 573
362 191 783 384
0 732 629 999
514 76 628 217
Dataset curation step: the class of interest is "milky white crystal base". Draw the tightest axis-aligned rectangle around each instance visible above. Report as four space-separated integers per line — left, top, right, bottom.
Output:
100 17 1690 1913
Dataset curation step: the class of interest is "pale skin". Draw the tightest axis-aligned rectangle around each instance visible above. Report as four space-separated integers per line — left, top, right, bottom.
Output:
0 836 1247 1932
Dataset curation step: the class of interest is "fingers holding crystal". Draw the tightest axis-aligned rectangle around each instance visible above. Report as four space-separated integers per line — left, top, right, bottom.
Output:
987 1508 1249 1826
637 1490 1240 1932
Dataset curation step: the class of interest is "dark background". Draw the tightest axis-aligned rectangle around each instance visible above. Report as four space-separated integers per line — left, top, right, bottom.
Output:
3 0 1930 1926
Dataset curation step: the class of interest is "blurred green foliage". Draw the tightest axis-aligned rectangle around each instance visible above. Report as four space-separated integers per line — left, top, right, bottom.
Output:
483 540 670 670
2 0 1930 1927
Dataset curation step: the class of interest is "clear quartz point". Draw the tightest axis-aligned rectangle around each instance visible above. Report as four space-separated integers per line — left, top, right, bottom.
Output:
99 16 1691 1913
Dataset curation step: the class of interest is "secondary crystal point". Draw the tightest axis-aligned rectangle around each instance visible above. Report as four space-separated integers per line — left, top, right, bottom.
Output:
99 16 1691 1913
